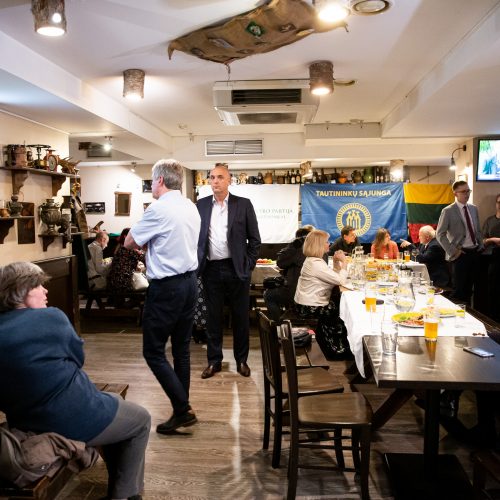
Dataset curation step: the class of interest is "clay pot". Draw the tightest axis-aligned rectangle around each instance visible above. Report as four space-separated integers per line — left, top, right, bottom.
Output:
264 171 273 184
352 169 362 183
338 170 348 184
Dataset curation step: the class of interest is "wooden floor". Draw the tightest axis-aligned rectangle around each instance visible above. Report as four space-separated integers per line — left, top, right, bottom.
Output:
50 316 485 499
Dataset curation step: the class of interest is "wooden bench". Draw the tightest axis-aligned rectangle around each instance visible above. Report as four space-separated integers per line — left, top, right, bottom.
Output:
0 383 128 500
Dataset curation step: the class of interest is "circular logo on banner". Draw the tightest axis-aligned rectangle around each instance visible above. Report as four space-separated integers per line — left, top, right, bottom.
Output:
336 203 371 237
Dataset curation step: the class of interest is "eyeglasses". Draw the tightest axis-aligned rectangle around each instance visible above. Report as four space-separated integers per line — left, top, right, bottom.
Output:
455 190 471 194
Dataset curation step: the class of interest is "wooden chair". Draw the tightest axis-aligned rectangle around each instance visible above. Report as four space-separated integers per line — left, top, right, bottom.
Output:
278 320 373 500
257 309 344 469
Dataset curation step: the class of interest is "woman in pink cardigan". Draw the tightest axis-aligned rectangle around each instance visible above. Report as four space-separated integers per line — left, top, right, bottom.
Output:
371 228 399 259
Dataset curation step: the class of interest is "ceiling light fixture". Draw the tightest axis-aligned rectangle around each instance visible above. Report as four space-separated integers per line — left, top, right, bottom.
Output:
309 60 334 96
103 136 113 152
349 0 391 15
313 0 350 23
31 0 67 37
123 69 145 101
450 145 466 171
130 162 137 173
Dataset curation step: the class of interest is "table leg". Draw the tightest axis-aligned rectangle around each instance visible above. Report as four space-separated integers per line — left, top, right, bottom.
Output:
424 389 440 474
371 388 413 430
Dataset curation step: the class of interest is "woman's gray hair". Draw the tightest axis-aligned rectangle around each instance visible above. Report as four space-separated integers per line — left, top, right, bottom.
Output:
0 262 49 312
152 159 183 190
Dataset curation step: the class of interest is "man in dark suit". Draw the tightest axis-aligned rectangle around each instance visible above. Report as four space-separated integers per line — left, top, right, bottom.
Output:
401 225 450 288
436 180 483 303
197 164 261 379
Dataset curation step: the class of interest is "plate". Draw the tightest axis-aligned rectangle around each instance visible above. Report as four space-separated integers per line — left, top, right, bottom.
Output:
377 282 396 287
420 307 456 318
392 312 424 328
418 287 444 295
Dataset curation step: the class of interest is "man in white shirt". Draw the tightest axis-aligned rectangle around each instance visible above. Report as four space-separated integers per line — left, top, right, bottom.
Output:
87 231 111 290
125 159 201 435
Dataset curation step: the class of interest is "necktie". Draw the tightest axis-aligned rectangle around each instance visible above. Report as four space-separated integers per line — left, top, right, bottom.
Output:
463 205 477 246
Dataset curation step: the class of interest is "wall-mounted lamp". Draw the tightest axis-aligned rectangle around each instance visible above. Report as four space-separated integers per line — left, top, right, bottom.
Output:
130 162 136 173
309 60 334 96
31 0 67 37
123 69 145 101
450 145 466 171
103 136 113 152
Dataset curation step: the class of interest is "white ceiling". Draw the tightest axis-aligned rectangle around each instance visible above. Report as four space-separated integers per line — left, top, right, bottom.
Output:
1 0 500 170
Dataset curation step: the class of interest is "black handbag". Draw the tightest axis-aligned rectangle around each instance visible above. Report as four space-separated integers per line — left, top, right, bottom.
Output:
263 275 285 289
291 327 312 348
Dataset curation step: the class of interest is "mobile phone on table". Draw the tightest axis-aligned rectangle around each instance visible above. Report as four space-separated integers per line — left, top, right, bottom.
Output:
463 346 495 358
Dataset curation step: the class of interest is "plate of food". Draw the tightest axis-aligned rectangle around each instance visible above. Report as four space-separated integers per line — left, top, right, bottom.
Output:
392 312 424 328
418 287 444 295
420 307 456 318
256 258 275 265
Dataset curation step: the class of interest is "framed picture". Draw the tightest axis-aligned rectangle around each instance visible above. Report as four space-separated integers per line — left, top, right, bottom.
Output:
84 202 105 214
142 180 152 193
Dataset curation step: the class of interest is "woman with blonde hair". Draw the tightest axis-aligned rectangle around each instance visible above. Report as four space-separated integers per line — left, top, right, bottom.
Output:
371 227 399 259
294 230 350 360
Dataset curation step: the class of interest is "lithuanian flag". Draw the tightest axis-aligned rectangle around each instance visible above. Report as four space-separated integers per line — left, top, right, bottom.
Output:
403 184 454 243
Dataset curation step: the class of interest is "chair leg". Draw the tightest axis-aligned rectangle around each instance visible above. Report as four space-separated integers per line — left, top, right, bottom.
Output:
287 426 299 500
272 398 283 468
351 428 361 472
359 425 371 500
263 383 271 450
334 428 345 469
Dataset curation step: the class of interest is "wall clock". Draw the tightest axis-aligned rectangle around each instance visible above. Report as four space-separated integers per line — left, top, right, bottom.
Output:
47 154 58 172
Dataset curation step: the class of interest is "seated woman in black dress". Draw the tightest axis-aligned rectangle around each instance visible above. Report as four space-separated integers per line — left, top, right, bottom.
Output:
107 228 148 293
0 262 150 500
294 229 349 360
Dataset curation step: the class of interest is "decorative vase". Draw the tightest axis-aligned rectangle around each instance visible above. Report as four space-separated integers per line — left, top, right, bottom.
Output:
363 167 374 183
8 195 23 217
338 170 348 184
264 171 273 184
39 198 61 235
352 169 362 183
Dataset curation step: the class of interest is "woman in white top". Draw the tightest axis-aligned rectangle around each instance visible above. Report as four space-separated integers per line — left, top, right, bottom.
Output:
294 229 349 360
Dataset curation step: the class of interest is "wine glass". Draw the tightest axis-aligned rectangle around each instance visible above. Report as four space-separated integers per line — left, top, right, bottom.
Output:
411 249 419 262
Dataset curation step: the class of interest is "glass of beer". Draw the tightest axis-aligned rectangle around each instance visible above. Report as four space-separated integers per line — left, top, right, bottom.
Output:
365 284 377 312
424 307 439 342
404 251 410 262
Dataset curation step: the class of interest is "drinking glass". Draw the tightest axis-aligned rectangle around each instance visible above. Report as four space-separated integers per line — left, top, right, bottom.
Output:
426 285 436 305
454 304 466 328
404 251 410 262
424 307 439 342
365 284 377 312
411 249 419 261
381 320 398 355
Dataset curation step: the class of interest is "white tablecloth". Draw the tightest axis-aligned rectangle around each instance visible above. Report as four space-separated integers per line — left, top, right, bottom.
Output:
339 290 487 378
400 260 430 283
251 264 280 285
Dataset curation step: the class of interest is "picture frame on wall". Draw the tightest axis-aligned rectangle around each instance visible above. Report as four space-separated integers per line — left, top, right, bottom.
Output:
457 173 468 183
84 202 105 214
142 180 152 193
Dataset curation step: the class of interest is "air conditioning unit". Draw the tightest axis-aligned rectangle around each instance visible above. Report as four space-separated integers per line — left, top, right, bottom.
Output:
213 80 319 126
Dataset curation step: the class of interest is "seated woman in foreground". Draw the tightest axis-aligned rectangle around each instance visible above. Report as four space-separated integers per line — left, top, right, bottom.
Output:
107 228 148 293
371 227 399 259
294 230 350 360
0 262 151 500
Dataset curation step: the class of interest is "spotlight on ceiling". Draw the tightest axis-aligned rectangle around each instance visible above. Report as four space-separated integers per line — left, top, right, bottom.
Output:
313 0 350 23
309 60 334 96
130 162 137 173
450 145 466 171
123 69 145 101
103 136 113 152
349 0 392 15
31 0 67 37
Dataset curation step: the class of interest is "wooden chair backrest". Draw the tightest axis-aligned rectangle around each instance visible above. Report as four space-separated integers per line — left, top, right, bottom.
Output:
257 309 283 394
278 320 300 421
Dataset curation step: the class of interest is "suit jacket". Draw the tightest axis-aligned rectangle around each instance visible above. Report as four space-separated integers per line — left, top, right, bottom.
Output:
414 238 450 288
436 202 483 260
197 193 261 280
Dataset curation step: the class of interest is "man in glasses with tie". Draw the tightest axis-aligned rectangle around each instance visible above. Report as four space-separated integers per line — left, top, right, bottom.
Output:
437 180 484 304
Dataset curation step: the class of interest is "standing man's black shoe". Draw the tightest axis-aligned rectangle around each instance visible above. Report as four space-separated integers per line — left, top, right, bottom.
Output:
201 362 222 379
156 409 197 434
237 362 251 377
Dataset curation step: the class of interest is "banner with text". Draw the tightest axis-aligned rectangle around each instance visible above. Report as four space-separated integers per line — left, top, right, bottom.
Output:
301 183 406 243
198 184 299 243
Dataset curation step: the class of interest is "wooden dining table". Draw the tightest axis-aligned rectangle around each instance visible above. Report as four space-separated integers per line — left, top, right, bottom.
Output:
363 335 500 499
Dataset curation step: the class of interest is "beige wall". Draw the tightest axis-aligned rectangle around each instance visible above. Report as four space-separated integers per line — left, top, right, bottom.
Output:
0 112 71 264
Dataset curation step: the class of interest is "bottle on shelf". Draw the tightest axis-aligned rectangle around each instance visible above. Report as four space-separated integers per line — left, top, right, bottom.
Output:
290 170 296 184
295 169 301 184
312 170 318 183
285 170 290 184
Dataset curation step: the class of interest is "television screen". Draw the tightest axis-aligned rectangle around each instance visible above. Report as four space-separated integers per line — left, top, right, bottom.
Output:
475 137 500 181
